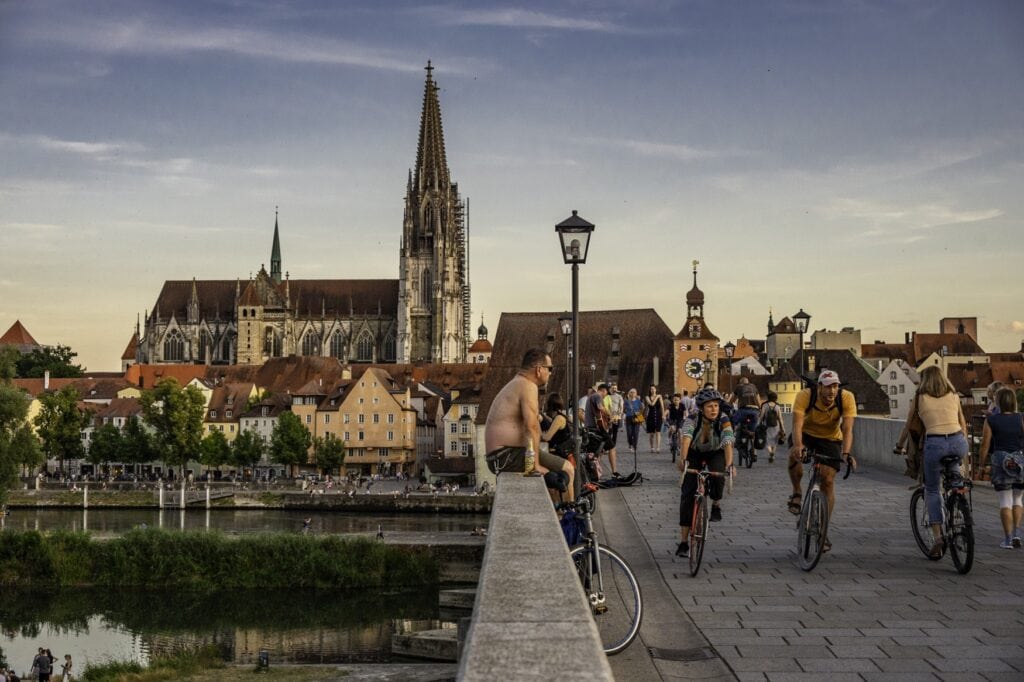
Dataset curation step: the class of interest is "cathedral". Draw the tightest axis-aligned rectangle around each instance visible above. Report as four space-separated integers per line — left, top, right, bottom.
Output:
136 63 470 366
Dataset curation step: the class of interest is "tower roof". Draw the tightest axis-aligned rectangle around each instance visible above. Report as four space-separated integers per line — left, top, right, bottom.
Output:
270 207 282 284
413 61 450 191
0 320 39 347
686 262 704 308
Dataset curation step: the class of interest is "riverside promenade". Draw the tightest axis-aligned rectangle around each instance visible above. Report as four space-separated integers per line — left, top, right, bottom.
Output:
593 440 1024 681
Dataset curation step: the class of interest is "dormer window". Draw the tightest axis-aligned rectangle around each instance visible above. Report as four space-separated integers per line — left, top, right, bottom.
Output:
225 410 232 418
210 410 217 418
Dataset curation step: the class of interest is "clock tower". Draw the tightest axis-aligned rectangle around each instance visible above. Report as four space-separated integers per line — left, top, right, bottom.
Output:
673 261 720 396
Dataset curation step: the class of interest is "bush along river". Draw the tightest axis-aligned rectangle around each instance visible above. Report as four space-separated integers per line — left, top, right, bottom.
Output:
0 528 485 673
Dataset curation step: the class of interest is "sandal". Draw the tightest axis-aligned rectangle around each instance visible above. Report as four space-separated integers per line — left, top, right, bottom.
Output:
822 539 832 553
787 493 802 515
928 539 944 560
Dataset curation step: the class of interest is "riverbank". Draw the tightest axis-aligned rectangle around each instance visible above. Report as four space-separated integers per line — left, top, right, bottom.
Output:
0 529 441 588
4 488 493 513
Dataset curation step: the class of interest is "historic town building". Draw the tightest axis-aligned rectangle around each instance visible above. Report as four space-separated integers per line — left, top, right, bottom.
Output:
673 262 721 396
136 62 469 366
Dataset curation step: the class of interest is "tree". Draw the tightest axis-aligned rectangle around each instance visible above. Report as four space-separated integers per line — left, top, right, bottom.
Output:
232 429 265 478
16 344 84 378
313 433 346 476
88 422 125 474
139 378 206 479
199 429 232 471
269 411 311 477
33 386 88 474
122 416 156 467
0 380 43 505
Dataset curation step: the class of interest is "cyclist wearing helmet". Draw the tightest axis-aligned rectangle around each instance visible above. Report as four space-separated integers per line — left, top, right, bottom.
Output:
675 387 735 557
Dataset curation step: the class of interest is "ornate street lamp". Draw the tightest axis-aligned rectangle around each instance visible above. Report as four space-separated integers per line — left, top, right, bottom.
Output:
589 360 597 388
724 341 736 395
556 210 595 481
558 313 572 404
793 308 811 380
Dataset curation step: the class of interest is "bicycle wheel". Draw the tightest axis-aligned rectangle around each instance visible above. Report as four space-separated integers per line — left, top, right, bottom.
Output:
796 489 828 571
569 544 643 656
909 487 933 558
946 493 974 575
745 443 754 469
689 494 709 577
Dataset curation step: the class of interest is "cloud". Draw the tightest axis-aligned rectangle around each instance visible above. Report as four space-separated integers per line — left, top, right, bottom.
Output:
427 7 620 32
581 136 733 162
822 198 1003 241
1013 321 1024 333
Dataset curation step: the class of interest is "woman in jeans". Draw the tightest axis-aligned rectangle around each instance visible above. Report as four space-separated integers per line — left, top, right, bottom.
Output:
622 388 643 454
979 387 1024 548
905 366 969 558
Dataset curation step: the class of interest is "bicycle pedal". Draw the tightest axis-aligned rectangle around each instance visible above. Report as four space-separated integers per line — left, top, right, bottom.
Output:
594 604 608 615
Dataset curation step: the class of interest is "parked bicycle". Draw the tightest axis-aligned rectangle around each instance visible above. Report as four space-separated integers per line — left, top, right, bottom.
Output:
683 464 733 576
557 492 642 655
795 449 852 571
909 453 974 574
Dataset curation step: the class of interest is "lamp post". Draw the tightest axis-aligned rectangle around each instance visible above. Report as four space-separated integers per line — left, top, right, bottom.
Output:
589 360 597 389
793 308 811 380
556 210 595 476
558 313 573 408
724 341 736 395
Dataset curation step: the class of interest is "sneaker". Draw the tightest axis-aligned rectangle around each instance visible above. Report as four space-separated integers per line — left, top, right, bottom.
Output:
1000 538 1014 549
675 541 689 558
768 454 775 463
710 506 722 522
612 471 621 478
1014 536 1022 549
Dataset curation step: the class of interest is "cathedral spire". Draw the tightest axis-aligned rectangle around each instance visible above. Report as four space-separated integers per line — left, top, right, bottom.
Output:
270 206 282 284
414 60 450 192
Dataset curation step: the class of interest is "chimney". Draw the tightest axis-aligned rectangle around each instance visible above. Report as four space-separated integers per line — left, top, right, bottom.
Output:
905 332 911 344
44 370 50 390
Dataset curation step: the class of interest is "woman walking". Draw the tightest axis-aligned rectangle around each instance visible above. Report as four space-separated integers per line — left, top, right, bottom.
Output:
644 385 665 453
979 387 1024 548
904 366 969 558
623 388 643 454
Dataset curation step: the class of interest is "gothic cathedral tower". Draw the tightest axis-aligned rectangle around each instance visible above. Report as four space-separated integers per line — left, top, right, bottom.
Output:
397 62 469 363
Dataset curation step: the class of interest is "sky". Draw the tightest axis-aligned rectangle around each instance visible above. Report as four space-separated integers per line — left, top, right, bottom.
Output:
1 0 1022 371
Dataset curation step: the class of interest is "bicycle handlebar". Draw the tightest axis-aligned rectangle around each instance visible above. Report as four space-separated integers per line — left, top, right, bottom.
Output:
801 449 854 480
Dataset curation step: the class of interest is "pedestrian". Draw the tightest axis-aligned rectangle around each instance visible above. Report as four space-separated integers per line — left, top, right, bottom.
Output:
644 385 665 453
60 655 72 682
484 348 554 478
606 383 624 469
978 387 1024 548
986 381 1005 415
32 648 51 682
758 390 786 464
623 388 643 454
585 383 617 476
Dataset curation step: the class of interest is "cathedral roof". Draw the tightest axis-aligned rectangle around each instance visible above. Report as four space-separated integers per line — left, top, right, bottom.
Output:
152 280 239 322
121 332 139 361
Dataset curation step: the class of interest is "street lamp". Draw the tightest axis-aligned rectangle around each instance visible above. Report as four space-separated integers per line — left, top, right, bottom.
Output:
558 313 572 405
724 341 736 394
793 308 811 380
589 360 597 388
556 210 595 484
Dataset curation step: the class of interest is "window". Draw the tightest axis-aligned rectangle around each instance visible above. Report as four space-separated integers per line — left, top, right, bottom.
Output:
890 371 897 380
373 414 380 423
229 425 235 433
450 440 458 452
383 334 395 361
420 268 432 309
899 384 905 394
358 414 365 424
461 442 471 455
380 448 389 458
344 432 350 441
387 431 394 441
344 414 350 424
373 397 379 404
890 386 898 396
306 415 311 424
210 410 217 418
450 423 457 433
358 431 365 441
330 331 345 359
891 399 898 409
301 332 319 356
388 414 395 424
356 332 374 361
225 410 232 418
163 329 185 362
462 406 470 416
461 421 470 434
324 414 330 424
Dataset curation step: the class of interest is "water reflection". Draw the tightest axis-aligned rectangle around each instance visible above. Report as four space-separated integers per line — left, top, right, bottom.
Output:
2 508 487 536
0 587 450 672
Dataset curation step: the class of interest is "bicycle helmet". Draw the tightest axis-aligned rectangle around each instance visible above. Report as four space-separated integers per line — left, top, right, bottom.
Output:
694 387 723 407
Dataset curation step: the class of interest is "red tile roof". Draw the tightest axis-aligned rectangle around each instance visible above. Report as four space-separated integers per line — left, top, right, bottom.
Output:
0 320 40 349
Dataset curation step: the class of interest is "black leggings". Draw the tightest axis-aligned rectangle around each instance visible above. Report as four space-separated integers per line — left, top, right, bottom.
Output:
679 450 726 527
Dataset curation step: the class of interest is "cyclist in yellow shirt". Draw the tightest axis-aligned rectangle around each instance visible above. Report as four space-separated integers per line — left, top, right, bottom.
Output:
787 370 857 528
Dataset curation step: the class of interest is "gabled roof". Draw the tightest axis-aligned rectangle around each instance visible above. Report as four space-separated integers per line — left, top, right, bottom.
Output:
946 362 995 396
13 377 77 397
95 397 143 420
861 342 914 364
1 320 40 347
771 317 798 334
913 333 985 360
675 315 718 342
152 280 239 322
125 364 210 390
239 392 292 419
206 383 255 421
121 332 139 361
478 309 675 424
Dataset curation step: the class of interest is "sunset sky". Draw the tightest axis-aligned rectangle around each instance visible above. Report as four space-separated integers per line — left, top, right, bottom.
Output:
2 0 1022 370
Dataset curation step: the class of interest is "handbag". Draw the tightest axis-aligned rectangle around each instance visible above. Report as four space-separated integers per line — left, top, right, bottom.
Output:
485 447 526 475
754 422 768 450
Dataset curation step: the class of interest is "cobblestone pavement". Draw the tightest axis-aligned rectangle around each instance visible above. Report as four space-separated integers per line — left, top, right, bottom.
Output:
599 441 1024 681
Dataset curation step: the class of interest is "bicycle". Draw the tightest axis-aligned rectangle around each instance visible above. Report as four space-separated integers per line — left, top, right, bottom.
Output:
668 426 681 463
908 453 974 574
557 492 642 655
795 449 852 571
683 463 733 576
736 432 755 469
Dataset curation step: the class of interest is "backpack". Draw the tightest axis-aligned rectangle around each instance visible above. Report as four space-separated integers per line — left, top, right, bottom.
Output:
691 412 730 447
807 384 846 416
735 407 759 437
763 402 780 427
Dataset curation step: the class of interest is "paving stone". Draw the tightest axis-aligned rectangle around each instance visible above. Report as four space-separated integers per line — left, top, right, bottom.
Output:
797 657 881 672
874 657 941 673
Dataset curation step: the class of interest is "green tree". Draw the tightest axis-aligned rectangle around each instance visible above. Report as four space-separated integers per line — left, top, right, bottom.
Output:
269 411 311 477
313 433 346 476
88 422 125 474
16 344 84 378
122 416 156 467
0 382 43 505
139 378 206 479
0 346 19 382
232 429 265 478
33 386 88 474
199 429 232 471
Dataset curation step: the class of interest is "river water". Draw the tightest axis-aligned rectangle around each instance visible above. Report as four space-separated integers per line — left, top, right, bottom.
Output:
0 509 487 674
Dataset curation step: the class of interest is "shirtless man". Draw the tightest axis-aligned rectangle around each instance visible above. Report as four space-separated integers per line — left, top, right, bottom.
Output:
485 348 554 476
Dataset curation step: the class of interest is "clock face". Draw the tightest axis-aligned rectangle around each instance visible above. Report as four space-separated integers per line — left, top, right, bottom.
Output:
684 358 706 379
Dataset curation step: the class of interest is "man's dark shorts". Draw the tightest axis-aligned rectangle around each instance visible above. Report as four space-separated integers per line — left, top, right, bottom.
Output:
803 434 842 471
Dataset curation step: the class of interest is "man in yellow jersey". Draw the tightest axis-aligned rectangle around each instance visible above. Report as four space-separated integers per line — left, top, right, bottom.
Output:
786 370 857 534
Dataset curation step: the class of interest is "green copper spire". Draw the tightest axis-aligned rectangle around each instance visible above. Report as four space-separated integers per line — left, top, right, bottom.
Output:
270 206 282 284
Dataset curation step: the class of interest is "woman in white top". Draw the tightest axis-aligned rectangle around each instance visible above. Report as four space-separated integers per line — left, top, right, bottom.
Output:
905 366 968 558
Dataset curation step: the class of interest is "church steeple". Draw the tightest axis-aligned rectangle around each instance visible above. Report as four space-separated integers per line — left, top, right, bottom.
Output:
686 260 705 318
414 60 450 192
270 207 282 284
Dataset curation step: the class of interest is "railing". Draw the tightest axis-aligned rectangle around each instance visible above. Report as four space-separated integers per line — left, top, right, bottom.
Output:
458 473 612 681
